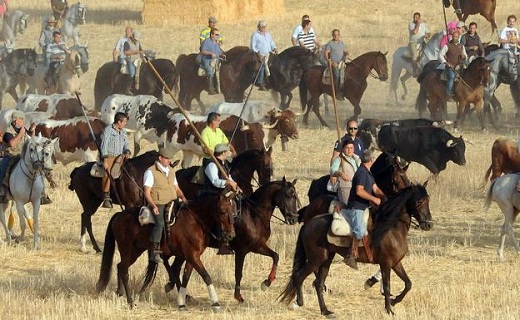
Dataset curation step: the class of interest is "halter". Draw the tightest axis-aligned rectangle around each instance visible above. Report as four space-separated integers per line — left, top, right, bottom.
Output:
67 4 86 24
19 142 46 201
65 51 82 75
408 196 433 228
346 53 387 80
17 14 28 34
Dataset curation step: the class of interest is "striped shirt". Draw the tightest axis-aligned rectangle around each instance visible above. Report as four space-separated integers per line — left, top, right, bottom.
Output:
100 124 130 158
297 30 316 51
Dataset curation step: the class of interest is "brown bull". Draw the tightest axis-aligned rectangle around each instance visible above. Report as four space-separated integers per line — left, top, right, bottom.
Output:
482 138 520 189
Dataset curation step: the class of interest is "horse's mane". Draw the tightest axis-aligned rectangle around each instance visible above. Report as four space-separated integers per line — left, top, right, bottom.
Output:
127 150 159 165
370 186 417 246
232 149 264 167
245 180 284 203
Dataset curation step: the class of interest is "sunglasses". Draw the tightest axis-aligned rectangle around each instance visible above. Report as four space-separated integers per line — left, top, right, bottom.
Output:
214 34 221 36
348 127 358 130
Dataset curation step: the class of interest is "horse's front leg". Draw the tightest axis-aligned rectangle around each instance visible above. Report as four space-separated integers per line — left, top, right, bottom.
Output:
380 265 394 315
253 245 279 290
177 262 194 311
503 221 520 257
164 256 186 294
186 258 222 312
234 251 247 302
314 254 335 317
312 96 329 127
390 261 412 307
400 72 412 101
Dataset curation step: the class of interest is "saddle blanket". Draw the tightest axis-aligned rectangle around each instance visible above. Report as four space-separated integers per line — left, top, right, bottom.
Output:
321 61 345 86
329 199 369 237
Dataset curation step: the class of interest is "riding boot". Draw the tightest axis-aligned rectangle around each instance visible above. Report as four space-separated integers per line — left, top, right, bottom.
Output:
343 238 360 270
101 192 113 209
207 77 216 95
40 191 52 205
213 75 220 94
149 242 162 263
334 81 344 101
0 185 7 203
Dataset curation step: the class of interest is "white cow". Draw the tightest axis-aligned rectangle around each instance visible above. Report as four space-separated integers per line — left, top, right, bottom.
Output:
16 93 97 120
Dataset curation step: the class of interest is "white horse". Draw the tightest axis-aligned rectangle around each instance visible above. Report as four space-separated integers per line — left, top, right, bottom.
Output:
0 10 29 48
60 2 86 46
389 31 443 104
484 174 520 261
27 49 83 95
0 134 58 250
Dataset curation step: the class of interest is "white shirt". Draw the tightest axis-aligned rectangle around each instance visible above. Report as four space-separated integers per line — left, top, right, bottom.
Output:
143 162 178 187
499 26 519 51
204 161 234 189
408 22 429 43
114 36 129 59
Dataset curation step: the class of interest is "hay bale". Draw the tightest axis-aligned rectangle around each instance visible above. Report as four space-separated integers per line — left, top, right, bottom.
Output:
142 0 285 26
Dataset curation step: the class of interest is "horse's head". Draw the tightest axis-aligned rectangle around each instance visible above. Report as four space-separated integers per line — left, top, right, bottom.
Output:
65 50 83 75
17 12 29 35
273 177 300 225
294 46 319 70
469 56 491 86
406 182 433 231
217 190 237 241
23 48 39 77
22 134 58 174
390 155 411 193
69 2 86 25
71 44 89 72
256 147 273 185
374 51 389 81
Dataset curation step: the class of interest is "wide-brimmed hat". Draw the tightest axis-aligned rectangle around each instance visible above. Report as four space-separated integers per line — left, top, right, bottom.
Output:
158 147 175 159
11 110 25 120
258 20 267 27
209 16 218 23
47 16 56 23
214 143 230 153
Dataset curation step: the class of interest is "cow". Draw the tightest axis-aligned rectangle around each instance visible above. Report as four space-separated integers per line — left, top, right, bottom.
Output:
481 138 520 188
35 117 105 164
16 93 98 120
377 125 466 174
207 101 299 148
358 118 442 150
100 94 266 167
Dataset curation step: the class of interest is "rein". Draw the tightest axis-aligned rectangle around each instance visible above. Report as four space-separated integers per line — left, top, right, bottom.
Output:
346 57 382 80
19 148 45 201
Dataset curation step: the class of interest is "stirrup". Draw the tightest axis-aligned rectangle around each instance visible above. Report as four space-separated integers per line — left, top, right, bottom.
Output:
101 198 113 209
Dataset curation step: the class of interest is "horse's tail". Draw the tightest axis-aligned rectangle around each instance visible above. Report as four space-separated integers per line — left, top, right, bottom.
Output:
299 75 308 113
68 167 79 191
278 229 306 304
483 178 499 211
479 164 493 191
95 213 118 293
138 260 159 294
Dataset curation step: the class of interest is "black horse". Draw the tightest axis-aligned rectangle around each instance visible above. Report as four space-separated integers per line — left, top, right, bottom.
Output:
94 58 178 109
267 46 318 109
279 183 433 316
68 151 159 253
0 48 38 108
220 46 263 102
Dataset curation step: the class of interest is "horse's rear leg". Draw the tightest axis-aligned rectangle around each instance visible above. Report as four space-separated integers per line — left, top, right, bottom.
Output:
312 97 329 127
294 263 318 307
389 261 411 308
380 266 395 315
233 252 247 302
117 262 134 307
80 210 102 253
400 72 412 101
165 256 186 294
314 254 335 317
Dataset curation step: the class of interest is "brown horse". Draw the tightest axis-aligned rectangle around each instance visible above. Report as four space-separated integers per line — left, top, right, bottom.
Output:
443 0 497 35
95 190 237 310
176 53 210 112
279 183 432 316
419 57 491 130
68 151 159 253
220 46 263 102
299 51 388 127
176 147 273 199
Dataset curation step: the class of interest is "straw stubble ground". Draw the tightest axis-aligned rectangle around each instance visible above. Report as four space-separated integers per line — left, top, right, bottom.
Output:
1 0 520 319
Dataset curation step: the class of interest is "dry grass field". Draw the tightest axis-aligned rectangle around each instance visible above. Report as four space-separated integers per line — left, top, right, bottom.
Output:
1 0 520 319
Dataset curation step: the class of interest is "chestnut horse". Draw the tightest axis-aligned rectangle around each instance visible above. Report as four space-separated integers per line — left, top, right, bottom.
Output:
162 178 300 304
68 151 159 253
419 57 491 130
299 51 388 127
443 0 498 35
95 190 237 310
219 46 263 102
279 183 432 316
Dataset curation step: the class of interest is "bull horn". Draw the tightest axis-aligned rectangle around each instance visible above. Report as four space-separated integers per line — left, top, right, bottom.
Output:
461 136 474 145
446 139 457 147
240 124 250 131
262 119 279 129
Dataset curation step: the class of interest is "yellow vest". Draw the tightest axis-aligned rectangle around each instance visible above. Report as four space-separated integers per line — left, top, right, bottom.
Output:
149 163 177 205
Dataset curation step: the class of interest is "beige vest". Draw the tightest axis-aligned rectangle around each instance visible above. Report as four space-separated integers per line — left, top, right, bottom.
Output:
338 155 360 188
3 125 27 157
149 163 177 205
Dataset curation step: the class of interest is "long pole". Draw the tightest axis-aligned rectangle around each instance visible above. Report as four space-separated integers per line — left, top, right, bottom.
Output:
328 59 342 144
141 54 230 180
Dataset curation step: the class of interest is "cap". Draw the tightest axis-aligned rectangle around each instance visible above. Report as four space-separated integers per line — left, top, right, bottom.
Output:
12 110 25 120
158 147 175 159
456 21 465 28
47 16 56 23
208 16 218 23
214 143 230 153
133 30 141 40
258 20 267 27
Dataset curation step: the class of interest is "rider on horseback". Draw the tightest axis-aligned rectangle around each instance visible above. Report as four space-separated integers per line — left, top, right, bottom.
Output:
324 28 349 101
44 30 68 88
143 147 186 263
204 143 238 255
408 12 430 77
439 30 467 101
122 30 143 95
50 0 68 27
112 26 132 63
199 28 224 95
250 20 278 91
0 111 52 204
39 16 57 65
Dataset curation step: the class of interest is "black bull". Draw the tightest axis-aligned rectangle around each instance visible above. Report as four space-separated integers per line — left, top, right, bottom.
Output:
94 58 179 109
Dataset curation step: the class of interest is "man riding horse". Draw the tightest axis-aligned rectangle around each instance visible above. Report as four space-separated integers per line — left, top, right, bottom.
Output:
44 30 68 88
407 12 430 77
438 30 467 101
199 27 224 95
122 30 143 95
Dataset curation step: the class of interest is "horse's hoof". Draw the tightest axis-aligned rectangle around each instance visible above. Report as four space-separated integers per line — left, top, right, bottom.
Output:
211 302 222 313
234 292 245 303
164 282 175 293
178 305 188 311
79 247 88 254
323 311 336 319
289 301 300 310
261 279 271 291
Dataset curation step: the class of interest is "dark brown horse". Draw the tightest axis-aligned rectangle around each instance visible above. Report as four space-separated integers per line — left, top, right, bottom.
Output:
176 53 208 112
300 152 411 224
299 51 388 127
267 46 318 109
162 178 300 304
220 46 263 102
95 190 237 310
68 151 159 253
419 57 491 130
176 147 273 199
94 58 179 109
279 183 432 316
443 0 497 34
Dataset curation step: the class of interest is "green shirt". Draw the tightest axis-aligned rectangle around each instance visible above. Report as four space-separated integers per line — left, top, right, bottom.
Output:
200 126 228 159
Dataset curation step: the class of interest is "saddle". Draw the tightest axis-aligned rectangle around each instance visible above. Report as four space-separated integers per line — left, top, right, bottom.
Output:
321 61 345 86
138 200 182 227
119 59 143 90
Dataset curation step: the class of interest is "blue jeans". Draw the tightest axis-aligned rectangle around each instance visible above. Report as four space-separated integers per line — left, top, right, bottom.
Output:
126 60 136 78
445 67 456 96
201 58 216 77
346 208 367 240
256 63 265 84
